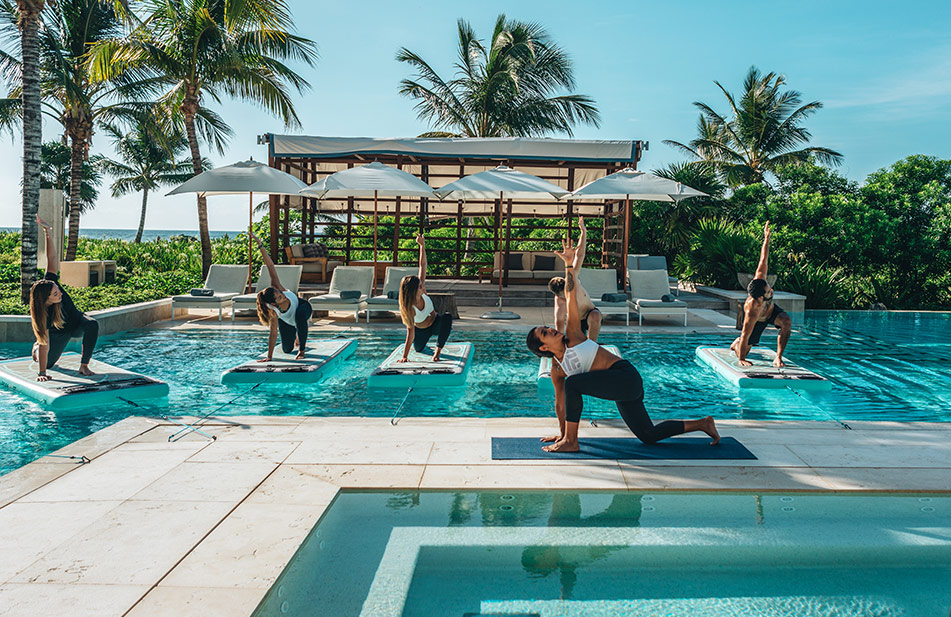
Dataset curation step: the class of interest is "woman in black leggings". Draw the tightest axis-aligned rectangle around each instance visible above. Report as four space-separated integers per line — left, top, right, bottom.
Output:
252 233 312 360
30 216 99 381
526 219 719 453
398 234 453 362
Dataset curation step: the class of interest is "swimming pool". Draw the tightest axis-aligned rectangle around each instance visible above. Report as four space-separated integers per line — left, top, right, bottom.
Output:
251 490 951 617
0 310 948 475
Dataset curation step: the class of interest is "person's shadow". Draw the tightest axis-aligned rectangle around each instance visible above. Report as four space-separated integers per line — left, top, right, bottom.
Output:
520 493 643 599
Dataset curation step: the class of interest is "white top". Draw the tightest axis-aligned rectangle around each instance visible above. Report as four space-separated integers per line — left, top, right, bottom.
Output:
270 290 299 326
557 338 600 377
414 294 435 324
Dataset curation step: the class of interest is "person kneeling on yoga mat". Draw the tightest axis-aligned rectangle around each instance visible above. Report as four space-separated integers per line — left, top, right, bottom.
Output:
398 234 452 363
30 216 99 382
252 233 312 361
526 220 719 453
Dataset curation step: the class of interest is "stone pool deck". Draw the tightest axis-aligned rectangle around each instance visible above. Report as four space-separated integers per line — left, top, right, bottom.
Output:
1 415 949 617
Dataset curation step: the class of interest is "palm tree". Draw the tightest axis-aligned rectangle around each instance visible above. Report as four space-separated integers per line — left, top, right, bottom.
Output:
397 14 600 137
649 161 726 251
98 120 198 243
39 140 104 214
90 0 318 277
14 0 42 303
664 66 843 187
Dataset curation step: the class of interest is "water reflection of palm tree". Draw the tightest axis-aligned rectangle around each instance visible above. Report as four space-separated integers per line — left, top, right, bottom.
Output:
520 493 643 599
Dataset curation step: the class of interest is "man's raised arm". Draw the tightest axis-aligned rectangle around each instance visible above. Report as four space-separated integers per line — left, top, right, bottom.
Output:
754 221 771 279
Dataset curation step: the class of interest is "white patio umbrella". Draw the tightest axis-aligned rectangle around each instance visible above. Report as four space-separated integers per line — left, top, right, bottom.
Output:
567 167 707 274
167 159 307 288
435 166 569 320
300 162 436 289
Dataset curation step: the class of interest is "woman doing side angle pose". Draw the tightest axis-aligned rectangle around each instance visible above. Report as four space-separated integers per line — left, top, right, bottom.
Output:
30 215 99 381
526 220 719 453
398 234 453 363
252 233 312 361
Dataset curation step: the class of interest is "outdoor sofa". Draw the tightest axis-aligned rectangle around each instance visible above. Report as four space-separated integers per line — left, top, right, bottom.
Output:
627 269 688 326
285 242 344 283
578 268 630 325
171 264 248 322
309 266 374 323
230 265 303 322
479 251 565 283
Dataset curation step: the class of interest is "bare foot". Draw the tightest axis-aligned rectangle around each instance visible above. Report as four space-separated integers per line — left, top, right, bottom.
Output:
701 416 720 445
78 364 95 377
540 434 563 443
543 439 580 453
773 357 786 368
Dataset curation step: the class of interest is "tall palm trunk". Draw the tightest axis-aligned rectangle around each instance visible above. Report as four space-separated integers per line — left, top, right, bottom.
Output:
18 2 44 303
134 186 149 243
64 133 85 260
183 95 211 278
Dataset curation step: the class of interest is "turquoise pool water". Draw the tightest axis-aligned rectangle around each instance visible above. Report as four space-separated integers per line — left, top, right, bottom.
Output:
0 310 948 475
252 491 951 617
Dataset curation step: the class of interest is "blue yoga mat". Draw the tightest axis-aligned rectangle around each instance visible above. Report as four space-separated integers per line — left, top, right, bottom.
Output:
491 436 756 460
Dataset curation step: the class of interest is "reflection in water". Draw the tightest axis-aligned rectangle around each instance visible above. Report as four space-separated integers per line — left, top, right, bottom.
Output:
519 494 643 599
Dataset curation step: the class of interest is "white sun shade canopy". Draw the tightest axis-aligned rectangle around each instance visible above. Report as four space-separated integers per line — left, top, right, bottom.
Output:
167 160 307 197
299 161 436 198
434 166 570 201
568 168 707 202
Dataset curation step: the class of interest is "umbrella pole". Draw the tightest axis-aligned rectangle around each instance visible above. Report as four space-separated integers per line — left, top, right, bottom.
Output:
248 192 253 294
373 191 377 296
481 191 519 320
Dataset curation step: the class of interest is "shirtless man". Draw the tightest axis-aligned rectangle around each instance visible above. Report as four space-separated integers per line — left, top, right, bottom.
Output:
730 221 792 368
548 218 602 341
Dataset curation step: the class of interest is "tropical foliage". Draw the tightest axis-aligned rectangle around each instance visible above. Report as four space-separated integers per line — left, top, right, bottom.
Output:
90 0 318 278
397 14 599 137
39 140 104 212
665 66 843 187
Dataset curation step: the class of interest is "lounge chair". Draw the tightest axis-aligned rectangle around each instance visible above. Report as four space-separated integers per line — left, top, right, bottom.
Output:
171 265 248 322
309 266 374 323
230 265 304 323
627 269 688 326
365 266 418 317
578 268 630 325
627 254 680 295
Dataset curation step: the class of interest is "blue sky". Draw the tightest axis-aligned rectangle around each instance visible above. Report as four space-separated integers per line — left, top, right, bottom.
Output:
1 0 949 230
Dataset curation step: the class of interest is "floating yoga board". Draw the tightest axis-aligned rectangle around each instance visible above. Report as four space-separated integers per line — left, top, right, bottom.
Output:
221 338 357 384
696 346 832 391
0 353 169 410
537 345 621 395
368 342 474 389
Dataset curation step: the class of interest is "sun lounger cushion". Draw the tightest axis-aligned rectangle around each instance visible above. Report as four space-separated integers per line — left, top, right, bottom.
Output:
311 293 365 304
601 293 627 303
635 298 687 308
172 292 238 302
190 288 213 296
339 290 361 300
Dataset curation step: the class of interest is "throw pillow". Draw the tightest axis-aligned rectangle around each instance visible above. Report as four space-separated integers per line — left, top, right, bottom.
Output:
504 253 524 271
339 290 361 300
601 293 627 303
189 288 214 297
386 290 399 299
302 243 330 259
533 255 556 271
661 294 674 303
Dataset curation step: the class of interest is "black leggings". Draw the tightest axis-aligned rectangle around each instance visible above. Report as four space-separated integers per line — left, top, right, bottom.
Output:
413 313 453 353
564 359 685 444
46 314 99 368
277 301 313 353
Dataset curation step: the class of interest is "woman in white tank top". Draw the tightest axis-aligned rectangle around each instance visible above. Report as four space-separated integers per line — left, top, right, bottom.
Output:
526 219 719 453
252 233 312 361
398 234 453 362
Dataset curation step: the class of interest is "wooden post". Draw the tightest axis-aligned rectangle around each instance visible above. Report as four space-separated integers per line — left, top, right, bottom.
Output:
394 158 402 264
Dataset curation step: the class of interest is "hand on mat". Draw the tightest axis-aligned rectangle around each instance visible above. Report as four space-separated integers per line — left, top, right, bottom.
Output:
738 359 753 367
396 356 409 363
258 356 273 363
772 356 786 368
416 233 424 247
36 373 51 382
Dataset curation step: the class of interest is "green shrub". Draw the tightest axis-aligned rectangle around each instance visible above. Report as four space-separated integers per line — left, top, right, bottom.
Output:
0 263 18 283
673 218 758 289
777 258 849 309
